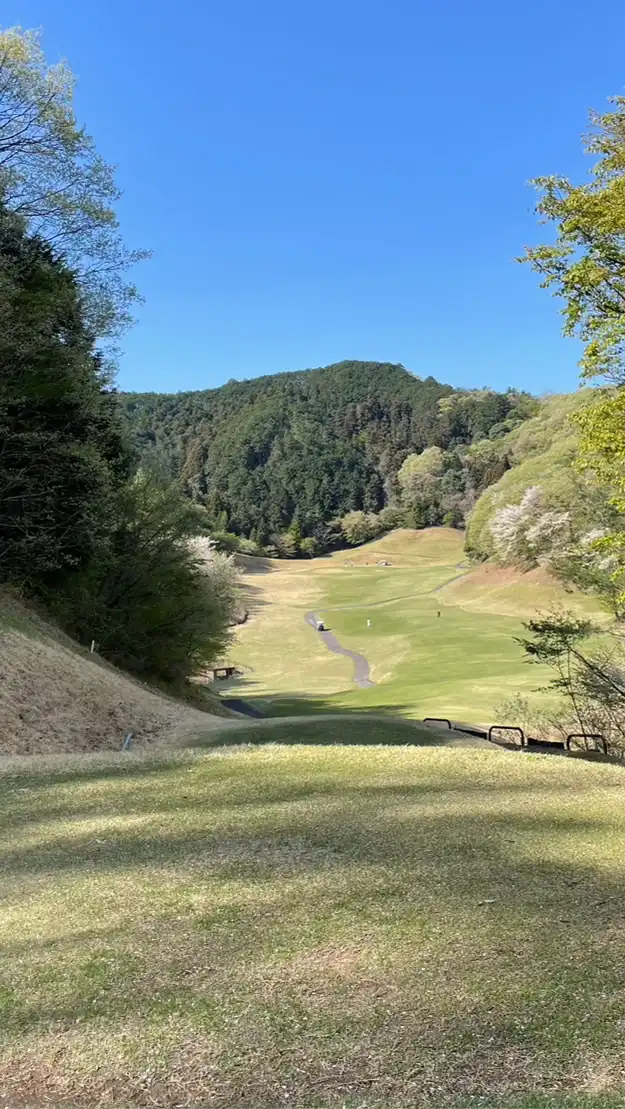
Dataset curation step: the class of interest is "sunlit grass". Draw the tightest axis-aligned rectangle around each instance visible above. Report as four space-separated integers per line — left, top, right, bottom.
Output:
229 528 607 722
2 743 625 1106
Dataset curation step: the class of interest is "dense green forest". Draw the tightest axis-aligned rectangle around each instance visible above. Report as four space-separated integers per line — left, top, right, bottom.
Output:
0 197 237 684
120 363 537 553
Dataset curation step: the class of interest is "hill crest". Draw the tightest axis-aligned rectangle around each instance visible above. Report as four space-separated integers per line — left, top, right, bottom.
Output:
119 361 534 550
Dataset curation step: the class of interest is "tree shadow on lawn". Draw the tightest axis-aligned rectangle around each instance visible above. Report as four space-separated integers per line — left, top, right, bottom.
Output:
232 553 276 575
3 788 625 1105
3 701 624 835
0 695 440 808
190 710 459 747
213 684 419 717
2 766 608 844
236 577 270 617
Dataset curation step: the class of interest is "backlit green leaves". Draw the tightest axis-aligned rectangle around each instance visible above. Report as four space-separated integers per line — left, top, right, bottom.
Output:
523 99 625 382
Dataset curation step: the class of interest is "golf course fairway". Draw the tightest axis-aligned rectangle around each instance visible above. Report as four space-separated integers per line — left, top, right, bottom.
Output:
227 528 606 723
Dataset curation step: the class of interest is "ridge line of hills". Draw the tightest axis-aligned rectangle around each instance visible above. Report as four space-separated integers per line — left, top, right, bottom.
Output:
119 359 542 554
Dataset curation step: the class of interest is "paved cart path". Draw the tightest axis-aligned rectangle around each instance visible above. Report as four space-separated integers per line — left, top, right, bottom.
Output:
304 612 374 688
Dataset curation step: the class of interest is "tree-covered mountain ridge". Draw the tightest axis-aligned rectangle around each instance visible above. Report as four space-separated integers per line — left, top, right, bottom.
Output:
119 360 538 553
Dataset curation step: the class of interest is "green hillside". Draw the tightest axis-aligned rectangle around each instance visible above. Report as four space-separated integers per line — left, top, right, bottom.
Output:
119 362 535 548
467 392 586 557
465 392 619 597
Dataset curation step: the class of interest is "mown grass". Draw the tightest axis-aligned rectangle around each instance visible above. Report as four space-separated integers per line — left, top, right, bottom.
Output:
316 585 536 723
2 740 625 1107
231 528 606 722
188 716 489 748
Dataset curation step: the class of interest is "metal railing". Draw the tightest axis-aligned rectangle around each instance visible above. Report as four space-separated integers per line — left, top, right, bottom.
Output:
488 725 525 747
430 717 610 758
453 723 488 739
565 733 608 755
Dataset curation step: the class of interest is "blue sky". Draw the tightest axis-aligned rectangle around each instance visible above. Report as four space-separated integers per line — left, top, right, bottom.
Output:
5 1 625 394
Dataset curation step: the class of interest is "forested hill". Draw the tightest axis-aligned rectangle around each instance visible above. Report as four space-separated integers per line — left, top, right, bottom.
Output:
119 361 535 549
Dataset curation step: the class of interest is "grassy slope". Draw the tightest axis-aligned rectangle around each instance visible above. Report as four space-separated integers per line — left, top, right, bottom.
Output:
230 528 606 723
0 591 234 755
3 742 625 1108
189 716 491 749
466 391 593 561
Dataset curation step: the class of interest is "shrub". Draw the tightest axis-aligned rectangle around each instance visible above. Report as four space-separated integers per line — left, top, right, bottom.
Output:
237 536 263 556
46 473 238 683
300 536 320 557
210 530 242 553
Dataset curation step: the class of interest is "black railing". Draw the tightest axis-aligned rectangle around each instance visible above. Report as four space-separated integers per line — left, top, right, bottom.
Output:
423 715 610 759
526 735 565 750
565 733 608 755
488 725 525 747
453 723 488 739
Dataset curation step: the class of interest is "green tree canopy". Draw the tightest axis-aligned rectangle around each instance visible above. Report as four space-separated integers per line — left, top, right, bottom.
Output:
0 205 129 585
523 96 625 601
397 446 445 487
523 97 625 383
0 26 147 335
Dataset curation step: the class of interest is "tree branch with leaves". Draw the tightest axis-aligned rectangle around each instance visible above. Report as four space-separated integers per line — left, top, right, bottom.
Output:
0 26 148 337
517 611 625 753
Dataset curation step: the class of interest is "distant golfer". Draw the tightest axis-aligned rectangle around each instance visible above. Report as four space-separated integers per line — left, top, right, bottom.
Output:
367 619 372 629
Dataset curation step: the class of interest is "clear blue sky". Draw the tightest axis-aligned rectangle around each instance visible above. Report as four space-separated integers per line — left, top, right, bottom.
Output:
5 0 625 394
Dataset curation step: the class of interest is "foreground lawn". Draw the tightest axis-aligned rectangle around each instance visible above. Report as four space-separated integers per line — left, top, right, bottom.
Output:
2 742 625 1107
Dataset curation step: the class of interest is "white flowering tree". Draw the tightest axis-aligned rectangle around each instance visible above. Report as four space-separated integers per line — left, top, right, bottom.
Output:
489 486 545 566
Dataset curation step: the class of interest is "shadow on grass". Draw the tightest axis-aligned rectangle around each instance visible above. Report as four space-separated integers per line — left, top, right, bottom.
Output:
188 715 459 750
2 753 624 883
450 1098 625 1109
5 747 615 846
232 553 276 575
237 577 271 618
212 680 417 718
3 769 625 1104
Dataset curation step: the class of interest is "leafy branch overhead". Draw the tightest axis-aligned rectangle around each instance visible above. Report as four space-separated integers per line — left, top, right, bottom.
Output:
523 96 625 605
522 97 625 383
0 26 148 337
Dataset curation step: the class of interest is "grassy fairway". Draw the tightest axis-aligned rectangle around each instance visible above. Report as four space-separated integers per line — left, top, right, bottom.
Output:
229 528 606 722
3 740 625 1108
